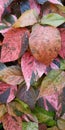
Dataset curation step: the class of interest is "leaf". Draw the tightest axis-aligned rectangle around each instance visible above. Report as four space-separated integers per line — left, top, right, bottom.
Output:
0 82 17 103
47 126 59 130
0 65 24 85
57 118 65 130
38 70 65 97
22 122 38 130
60 59 65 70
21 52 46 90
0 87 10 103
16 84 37 109
0 27 29 63
13 9 38 28
1 113 22 130
0 104 7 118
41 13 65 27
32 105 56 126
59 28 65 59
7 98 31 116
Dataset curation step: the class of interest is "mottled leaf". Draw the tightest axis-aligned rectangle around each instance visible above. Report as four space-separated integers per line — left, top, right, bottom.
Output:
59 28 65 59
0 27 29 62
38 70 65 98
0 87 10 103
0 82 17 103
41 13 65 27
13 9 38 28
0 65 24 85
60 59 65 70
16 84 37 109
22 122 38 130
1 113 22 130
21 52 46 90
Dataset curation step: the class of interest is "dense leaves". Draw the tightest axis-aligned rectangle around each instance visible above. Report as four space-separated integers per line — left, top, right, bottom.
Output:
0 0 65 130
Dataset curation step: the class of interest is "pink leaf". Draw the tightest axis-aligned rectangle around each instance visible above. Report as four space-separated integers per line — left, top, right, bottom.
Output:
29 0 41 15
59 28 65 59
2 113 22 130
48 0 62 5
0 28 29 63
0 82 17 103
21 52 46 90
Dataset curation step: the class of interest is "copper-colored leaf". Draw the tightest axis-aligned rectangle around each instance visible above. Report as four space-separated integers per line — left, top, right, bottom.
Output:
13 9 38 28
1 113 22 130
0 27 29 62
21 52 46 90
0 65 24 85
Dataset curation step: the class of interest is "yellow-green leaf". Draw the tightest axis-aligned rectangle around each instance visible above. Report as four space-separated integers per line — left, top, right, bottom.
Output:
13 9 38 28
41 13 65 27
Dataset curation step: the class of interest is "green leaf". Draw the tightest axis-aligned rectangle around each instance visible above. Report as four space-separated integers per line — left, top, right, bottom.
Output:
32 105 55 126
22 122 38 130
38 70 65 97
60 59 65 70
41 13 65 27
7 98 31 117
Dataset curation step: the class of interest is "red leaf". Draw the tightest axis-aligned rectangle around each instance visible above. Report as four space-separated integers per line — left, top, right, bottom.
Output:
0 28 29 63
59 28 65 59
21 52 46 90
2 113 22 130
29 0 41 15
0 82 17 103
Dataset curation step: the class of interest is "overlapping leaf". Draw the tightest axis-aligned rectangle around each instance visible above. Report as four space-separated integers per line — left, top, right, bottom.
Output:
0 27 29 62
1 113 22 130
0 65 24 85
38 70 65 98
13 9 38 28
41 13 65 27
0 82 17 103
21 52 46 90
